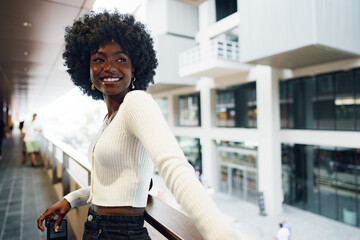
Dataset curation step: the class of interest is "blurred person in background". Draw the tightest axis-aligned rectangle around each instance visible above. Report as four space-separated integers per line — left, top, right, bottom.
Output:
37 10 239 240
0 119 5 160
19 120 27 164
275 223 290 240
23 113 42 166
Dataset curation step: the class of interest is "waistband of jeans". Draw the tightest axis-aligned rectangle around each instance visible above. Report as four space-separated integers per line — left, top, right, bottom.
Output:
88 207 145 222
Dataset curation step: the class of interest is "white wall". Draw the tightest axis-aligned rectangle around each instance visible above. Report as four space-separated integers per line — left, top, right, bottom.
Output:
166 0 198 38
154 34 198 85
315 0 360 54
146 0 198 37
239 0 360 62
145 0 167 34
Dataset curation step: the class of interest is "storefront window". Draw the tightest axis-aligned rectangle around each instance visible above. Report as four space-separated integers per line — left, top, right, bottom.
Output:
217 140 258 204
318 146 337 220
178 94 201 127
216 82 257 128
336 148 357 226
155 98 168 122
282 143 360 227
176 136 202 175
219 165 229 194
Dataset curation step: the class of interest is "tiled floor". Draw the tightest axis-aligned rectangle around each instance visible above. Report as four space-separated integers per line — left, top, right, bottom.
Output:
0 135 75 240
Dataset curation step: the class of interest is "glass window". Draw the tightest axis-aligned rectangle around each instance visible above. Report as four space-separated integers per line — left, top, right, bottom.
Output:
279 81 289 128
178 94 201 127
282 144 319 212
337 148 357 226
355 148 360 227
247 171 258 204
287 81 295 128
216 82 257 128
155 98 168 122
217 140 258 204
176 136 202 175
216 91 235 127
335 72 355 130
231 168 244 198
219 165 229 194
302 77 317 129
281 144 294 204
283 143 360 227
244 83 257 128
215 0 237 22
318 146 337 220
281 68 360 131
316 74 335 130
355 69 360 131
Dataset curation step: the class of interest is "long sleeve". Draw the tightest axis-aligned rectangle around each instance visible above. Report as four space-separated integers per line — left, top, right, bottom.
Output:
63 186 90 208
124 91 239 240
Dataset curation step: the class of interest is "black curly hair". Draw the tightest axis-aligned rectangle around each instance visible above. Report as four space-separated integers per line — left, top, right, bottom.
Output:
63 10 158 100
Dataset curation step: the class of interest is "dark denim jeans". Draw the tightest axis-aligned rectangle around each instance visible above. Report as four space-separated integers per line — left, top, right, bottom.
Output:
83 207 151 240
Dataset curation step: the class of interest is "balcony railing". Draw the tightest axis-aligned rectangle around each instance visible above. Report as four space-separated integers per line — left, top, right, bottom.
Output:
179 39 240 68
39 134 203 240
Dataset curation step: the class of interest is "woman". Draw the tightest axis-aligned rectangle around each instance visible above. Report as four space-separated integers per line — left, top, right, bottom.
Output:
37 11 238 240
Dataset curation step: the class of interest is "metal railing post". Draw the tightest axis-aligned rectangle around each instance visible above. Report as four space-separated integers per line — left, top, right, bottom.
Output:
62 153 70 196
52 144 59 184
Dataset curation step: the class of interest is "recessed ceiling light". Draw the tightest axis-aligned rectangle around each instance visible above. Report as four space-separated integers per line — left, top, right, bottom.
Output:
24 51 29 56
23 21 32 27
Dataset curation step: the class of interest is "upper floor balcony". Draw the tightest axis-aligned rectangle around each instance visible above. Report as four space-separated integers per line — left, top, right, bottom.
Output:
179 39 251 78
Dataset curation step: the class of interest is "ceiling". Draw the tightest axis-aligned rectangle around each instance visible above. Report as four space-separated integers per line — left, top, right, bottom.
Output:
0 0 95 119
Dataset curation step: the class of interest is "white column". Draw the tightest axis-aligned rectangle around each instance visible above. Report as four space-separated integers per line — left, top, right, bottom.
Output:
167 93 175 128
197 77 216 188
256 65 282 215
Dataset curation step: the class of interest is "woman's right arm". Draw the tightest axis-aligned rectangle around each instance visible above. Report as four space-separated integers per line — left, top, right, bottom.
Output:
37 186 90 232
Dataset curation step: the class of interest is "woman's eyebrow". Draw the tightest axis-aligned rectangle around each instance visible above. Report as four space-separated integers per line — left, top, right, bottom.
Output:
93 51 126 55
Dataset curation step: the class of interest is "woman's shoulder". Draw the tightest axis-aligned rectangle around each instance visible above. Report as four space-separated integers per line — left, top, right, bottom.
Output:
124 90 154 105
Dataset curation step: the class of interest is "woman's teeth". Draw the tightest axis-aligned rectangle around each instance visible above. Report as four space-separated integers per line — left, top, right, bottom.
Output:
103 78 120 82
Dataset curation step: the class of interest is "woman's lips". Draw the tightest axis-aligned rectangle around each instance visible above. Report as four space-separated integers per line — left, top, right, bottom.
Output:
101 77 122 84
102 77 122 82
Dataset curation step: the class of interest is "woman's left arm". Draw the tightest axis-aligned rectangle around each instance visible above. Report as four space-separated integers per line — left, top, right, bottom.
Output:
125 91 240 240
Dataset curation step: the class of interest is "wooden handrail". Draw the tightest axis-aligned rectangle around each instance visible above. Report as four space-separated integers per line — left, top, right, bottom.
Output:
145 195 204 240
40 135 204 240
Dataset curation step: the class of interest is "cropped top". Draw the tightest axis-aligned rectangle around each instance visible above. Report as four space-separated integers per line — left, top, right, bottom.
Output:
64 90 239 239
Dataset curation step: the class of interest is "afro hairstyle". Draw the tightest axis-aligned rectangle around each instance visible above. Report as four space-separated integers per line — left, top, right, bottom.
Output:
62 10 158 100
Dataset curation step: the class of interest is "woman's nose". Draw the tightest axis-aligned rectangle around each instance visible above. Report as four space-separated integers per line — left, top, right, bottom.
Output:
104 60 115 72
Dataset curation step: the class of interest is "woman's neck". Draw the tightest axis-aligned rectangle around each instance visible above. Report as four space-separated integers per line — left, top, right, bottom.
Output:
103 89 130 118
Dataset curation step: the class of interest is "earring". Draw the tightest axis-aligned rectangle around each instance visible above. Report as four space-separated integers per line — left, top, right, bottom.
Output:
131 77 136 90
89 78 95 91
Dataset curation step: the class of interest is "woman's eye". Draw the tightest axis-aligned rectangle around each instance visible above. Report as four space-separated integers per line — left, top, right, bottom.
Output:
93 58 104 62
117 58 127 62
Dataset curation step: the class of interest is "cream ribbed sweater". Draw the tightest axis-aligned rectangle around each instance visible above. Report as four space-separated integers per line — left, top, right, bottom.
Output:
64 90 239 240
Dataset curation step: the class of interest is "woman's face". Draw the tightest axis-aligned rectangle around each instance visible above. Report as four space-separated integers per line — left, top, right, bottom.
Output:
90 40 134 98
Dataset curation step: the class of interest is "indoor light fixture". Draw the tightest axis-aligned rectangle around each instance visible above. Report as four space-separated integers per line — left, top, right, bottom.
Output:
23 21 32 27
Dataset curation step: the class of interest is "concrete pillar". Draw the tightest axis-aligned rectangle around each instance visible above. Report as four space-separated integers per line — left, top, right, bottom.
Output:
256 65 282 215
197 77 216 188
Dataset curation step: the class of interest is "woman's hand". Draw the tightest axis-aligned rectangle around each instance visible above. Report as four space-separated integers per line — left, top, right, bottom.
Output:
37 198 71 232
